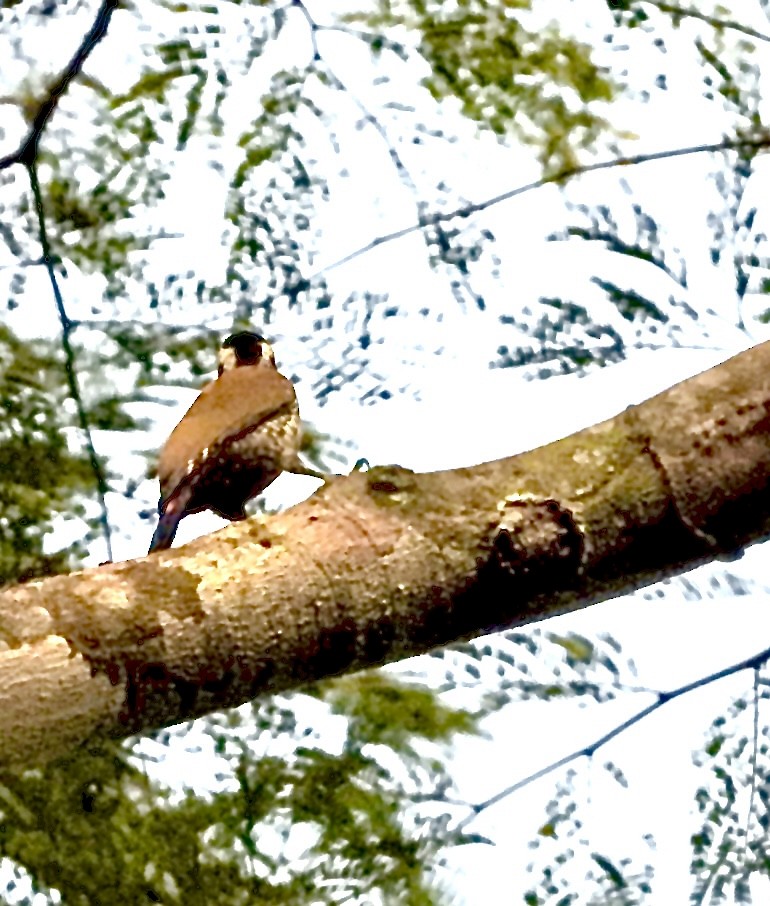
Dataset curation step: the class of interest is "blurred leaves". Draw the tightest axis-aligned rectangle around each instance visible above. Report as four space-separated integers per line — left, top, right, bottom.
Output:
0 671 479 905
0 324 94 583
321 671 478 753
347 0 619 172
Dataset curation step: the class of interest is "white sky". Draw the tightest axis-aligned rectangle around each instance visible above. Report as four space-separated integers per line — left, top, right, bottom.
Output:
1 1 770 903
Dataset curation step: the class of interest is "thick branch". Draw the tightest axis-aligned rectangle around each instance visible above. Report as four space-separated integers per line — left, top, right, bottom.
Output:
1 341 770 768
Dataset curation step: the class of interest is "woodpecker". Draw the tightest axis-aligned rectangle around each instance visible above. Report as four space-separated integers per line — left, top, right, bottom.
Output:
148 331 324 553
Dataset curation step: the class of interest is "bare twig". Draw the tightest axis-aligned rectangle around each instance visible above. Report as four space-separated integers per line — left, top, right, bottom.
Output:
0 1 121 560
313 134 770 280
26 160 113 561
745 665 760 843
0 0 120 171
641 0 770 44
0 0 120 560
456 644 770 830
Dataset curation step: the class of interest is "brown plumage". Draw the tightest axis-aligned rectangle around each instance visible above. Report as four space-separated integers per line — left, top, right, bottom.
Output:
148 332 323 553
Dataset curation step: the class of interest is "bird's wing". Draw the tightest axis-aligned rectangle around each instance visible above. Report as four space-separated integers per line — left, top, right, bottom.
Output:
158 366 297 497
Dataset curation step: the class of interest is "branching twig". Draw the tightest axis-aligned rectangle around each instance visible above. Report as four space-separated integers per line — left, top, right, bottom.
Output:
0 0 120 171
0 1 121 560
313 134 770 280
287 1 490 315
456 644 770 830
292 1 426 225
26 160 113 561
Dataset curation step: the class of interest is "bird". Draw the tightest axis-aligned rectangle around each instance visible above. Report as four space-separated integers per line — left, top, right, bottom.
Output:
148 331 325 553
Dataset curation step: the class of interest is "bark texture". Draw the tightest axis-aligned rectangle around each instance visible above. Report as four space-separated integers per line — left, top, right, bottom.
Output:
1 341 769 768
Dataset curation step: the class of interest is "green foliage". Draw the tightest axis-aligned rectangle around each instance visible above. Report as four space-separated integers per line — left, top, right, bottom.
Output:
347 0 619 172
0 326 94 583
494 297 627 377
556 0 770 350
323 671 476 747
496 196 710 377
448 628 633 717
0 672 479 904
524 768 655 905
83 321 224 386
0 743 271 906
221 66 331 319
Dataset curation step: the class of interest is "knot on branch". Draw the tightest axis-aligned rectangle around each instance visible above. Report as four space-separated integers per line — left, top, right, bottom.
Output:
365 465 416 503
495 495 583 572
474 496 585 623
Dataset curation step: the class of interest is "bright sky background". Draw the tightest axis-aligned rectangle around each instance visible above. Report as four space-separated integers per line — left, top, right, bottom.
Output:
1 1 770 903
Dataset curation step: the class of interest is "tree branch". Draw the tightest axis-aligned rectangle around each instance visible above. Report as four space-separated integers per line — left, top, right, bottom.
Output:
1 340 770 769
0 3 121 558
456 644 770 830
0 0 120 171
640 0 770 44
26 160 113 561
312 134 770 279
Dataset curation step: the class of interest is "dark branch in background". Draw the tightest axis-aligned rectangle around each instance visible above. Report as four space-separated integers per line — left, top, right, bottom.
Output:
27 161 113 562
0 0 119 171
455 644 770 831
0 0 120 560
640 0 770 44
313 133 770 280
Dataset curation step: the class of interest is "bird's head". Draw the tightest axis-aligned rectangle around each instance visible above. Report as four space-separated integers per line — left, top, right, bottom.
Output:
218 331 276 375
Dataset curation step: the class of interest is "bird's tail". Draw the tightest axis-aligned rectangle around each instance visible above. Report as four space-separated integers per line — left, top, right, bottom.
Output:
148 512 181 553
147 490 189 554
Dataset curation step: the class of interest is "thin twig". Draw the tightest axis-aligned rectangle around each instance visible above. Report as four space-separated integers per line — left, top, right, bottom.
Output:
293 0 421 197
745 665 760 844
456 643 770 830
0 1 121 559
0 0 120 171
641 0 770 44
313 134 770 280
26 158 113 560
